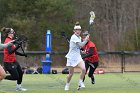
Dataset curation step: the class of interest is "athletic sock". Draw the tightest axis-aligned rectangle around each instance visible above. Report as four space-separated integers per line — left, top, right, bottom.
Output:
79 79 83 83
91 77 95 84
83 76 85 82
17 84 21 88
66 83 70 86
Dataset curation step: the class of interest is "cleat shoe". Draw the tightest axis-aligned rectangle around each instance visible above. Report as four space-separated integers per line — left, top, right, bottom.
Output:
16 85 27 91
16 87 27 91
91 78 95 84
78 82 85 88
64 84 70 91
91 81 95 84
77 86 81 90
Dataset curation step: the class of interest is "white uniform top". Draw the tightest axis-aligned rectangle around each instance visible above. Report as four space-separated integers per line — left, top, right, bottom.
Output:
65 34 82 60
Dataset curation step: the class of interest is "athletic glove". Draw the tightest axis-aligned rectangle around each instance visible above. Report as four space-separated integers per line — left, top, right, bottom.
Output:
16 42 22 48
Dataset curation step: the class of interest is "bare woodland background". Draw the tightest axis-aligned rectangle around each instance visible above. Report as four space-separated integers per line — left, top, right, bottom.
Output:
74 0 140 51
0 0 140 70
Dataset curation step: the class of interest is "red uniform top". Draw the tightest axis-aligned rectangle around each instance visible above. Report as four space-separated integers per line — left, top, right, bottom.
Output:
82 40 99 63
3 37 16 62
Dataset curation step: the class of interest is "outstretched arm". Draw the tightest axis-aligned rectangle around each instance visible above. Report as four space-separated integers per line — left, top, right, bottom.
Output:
77 40 88 47
0 40 15 49
77 35 89 47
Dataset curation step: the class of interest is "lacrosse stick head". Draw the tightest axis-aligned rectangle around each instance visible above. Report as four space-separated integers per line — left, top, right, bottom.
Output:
89 11 95 25
15 34 28 43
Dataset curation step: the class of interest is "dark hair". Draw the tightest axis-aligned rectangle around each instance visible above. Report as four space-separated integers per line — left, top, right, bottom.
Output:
82 31 89 36
1 27 15 34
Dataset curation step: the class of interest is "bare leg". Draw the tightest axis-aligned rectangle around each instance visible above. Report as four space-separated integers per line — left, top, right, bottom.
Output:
0 65 6 80
78 61 86 80
65 66 74 90
66 66 74 83
77 61 86 90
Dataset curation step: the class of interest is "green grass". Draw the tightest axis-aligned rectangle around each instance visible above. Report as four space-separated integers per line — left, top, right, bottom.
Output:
0 73 140 93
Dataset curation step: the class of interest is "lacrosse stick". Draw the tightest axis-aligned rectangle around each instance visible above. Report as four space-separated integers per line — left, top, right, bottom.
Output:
88 11 95 33
15 34 28 56
77 12 95 90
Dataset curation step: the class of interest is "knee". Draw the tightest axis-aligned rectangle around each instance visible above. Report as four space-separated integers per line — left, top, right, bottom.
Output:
82 68 86 73
0 76 4 80
68 73 73 77
0 74 6 80
88 73 93 78
0 76 5 80
19 72 23 77
12 75 19 80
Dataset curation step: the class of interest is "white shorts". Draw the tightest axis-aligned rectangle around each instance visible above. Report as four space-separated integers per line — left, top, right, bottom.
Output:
66 57 83 67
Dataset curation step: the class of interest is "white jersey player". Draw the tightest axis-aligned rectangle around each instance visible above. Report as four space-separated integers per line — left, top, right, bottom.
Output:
64 22 89 90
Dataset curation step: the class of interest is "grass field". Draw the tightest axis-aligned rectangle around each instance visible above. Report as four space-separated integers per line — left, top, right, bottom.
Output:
0 73 140 93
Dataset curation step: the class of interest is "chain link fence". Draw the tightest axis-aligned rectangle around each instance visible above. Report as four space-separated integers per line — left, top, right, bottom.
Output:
0 51 140 73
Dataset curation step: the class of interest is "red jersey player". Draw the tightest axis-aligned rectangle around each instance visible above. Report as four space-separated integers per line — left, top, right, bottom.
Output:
81 31 99 84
